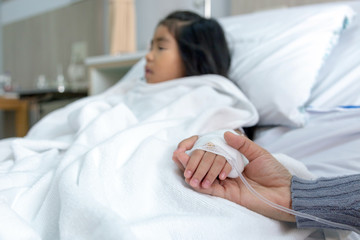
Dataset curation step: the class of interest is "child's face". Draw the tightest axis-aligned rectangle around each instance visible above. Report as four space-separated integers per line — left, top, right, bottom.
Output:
145 25 186 83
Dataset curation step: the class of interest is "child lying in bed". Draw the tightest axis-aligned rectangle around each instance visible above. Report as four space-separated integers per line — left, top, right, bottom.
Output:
27 10 258 142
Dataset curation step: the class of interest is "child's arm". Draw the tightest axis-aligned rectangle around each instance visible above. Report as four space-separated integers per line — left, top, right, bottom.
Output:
173 135 232 189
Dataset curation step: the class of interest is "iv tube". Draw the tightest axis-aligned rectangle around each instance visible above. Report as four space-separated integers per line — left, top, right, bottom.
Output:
237 172 360 234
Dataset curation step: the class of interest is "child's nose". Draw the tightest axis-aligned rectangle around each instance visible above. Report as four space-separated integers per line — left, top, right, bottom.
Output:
145 50 154 62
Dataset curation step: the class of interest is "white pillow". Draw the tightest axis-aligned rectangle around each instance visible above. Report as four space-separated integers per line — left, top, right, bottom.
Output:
219 4 355 127
307 2 360 108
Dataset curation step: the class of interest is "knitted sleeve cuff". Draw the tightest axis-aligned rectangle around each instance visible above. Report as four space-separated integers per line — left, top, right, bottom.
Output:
291 174 360 230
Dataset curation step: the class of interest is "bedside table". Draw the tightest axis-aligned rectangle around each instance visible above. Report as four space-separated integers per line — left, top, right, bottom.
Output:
0 89 87 138
0 97 29 137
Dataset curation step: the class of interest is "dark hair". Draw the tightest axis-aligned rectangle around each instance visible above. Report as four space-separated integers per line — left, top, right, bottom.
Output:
158 11 231 78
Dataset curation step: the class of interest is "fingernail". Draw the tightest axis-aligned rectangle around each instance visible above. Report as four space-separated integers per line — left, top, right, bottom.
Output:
190 178 199 187
202 180 211 189
220 172 226 180
184 170 192 178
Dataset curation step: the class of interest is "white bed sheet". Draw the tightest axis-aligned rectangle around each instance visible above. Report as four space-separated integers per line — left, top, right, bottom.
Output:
255 108 360 178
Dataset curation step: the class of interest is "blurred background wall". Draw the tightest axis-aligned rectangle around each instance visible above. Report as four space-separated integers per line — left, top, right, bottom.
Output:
0 0 231 91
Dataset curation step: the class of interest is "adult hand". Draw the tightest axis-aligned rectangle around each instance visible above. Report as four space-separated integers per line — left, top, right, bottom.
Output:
174 131 295 222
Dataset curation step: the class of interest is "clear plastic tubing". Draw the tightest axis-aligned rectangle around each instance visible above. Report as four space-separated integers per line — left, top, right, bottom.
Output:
236 170 360 234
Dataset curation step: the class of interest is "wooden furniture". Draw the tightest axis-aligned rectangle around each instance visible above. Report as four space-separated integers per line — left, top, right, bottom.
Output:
0 97 29 137
0 89 87 138
85 51 146 95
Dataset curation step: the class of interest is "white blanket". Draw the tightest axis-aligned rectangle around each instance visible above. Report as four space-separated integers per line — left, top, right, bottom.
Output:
0 75 313 239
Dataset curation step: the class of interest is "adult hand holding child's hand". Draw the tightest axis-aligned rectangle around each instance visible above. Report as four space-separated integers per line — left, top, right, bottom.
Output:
173 131 295 222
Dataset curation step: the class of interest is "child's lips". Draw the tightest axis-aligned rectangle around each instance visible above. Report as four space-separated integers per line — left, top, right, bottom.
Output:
145 67 153 75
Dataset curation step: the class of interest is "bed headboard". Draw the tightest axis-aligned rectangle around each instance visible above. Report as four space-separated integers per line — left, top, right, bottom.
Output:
230 0 353 14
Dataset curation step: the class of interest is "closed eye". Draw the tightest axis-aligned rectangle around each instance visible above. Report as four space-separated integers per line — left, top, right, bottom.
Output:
155 37 169 51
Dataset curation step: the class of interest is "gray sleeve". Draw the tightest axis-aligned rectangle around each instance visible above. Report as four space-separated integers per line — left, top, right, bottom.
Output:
291 174 360 231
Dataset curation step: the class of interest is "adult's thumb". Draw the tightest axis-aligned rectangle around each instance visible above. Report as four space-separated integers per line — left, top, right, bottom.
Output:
224 131 269 162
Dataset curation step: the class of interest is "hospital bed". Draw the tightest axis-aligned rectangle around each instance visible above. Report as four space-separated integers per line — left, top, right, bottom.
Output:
0 1 359 239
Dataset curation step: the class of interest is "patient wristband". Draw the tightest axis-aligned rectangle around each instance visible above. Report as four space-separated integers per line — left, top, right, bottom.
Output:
187 129 248 178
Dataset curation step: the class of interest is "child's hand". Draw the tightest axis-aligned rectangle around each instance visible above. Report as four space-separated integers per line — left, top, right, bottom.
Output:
184 149 232 189
173 136 232 189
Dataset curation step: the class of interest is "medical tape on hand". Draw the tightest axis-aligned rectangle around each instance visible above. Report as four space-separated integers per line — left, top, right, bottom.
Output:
186 130 248 178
